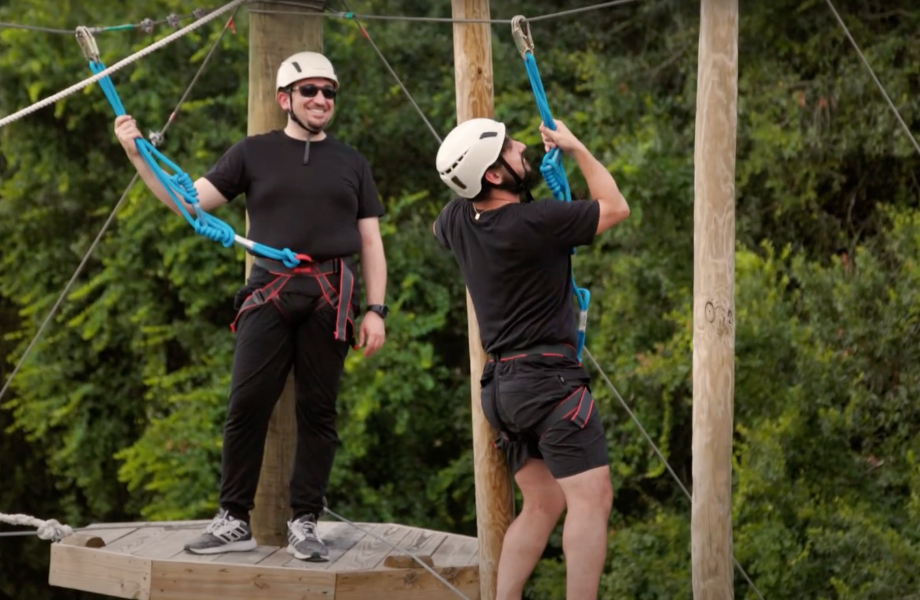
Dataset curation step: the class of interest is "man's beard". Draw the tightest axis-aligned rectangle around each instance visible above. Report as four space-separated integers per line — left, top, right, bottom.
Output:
493 160 541 195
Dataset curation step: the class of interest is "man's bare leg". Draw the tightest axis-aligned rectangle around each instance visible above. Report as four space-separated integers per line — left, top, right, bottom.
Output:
495 458 567 600
556 465 614 600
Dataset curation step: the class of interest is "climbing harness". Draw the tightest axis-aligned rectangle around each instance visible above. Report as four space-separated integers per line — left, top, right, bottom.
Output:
483 344 596 449
511 16 592 362
73 26 307 269
232 256 358 347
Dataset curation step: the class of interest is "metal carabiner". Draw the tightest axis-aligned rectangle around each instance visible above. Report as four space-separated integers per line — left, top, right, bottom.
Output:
74 26 101 63
511 15 534 58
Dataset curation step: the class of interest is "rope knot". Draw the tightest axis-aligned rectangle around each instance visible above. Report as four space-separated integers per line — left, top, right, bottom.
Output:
194 217 235 247
279 248 301 268
0 513 73 542
37 519 73 542
174 172 196 198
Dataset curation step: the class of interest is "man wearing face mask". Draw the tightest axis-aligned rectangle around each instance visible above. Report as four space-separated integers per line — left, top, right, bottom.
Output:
113 52 388 561
433 117 630 600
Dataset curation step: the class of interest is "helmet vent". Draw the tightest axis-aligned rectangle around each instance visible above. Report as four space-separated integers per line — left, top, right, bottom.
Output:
479 131 498 139
440 148 470 177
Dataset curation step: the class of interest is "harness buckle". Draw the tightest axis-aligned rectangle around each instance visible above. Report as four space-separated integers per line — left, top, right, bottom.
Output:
511 15 534 58
74 26 101 63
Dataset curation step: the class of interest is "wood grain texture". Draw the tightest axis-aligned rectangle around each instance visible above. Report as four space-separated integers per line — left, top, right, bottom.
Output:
335 566 480 600
246 1 324 548
49 545 151 600
450 4 513 600
149 561 336 600
49 520 480 600
692 0 739 599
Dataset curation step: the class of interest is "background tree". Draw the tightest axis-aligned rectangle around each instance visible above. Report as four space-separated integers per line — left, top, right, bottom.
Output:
1 1 918 599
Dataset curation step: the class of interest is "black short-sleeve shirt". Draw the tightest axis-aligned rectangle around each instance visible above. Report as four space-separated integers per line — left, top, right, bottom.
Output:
203 130 383 262
435 198 600 354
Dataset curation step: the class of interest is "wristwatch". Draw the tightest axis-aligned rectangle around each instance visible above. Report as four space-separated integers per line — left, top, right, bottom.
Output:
366 304 389 319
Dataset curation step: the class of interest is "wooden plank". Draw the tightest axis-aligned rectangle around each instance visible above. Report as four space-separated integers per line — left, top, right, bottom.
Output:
133 529 210 560
331 523 412 571
381 526 447 569
83 520 209 529
211 544 280 566
431 534 479 568
384 555 434 569
49 544 152 600
251 546 297 568
148 560 336 600
335 565 480 600
59 534 106 548
105 526 176 555
76 521 205 548
86 526 143 546
458 538 479 567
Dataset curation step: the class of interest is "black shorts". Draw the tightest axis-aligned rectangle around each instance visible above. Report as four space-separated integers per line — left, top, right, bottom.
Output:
480 350 608 480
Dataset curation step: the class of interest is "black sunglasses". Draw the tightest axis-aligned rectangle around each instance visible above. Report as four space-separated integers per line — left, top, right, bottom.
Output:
294 84 337 100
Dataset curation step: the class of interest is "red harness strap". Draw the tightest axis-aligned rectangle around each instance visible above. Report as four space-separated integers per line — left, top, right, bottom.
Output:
230 256 357 347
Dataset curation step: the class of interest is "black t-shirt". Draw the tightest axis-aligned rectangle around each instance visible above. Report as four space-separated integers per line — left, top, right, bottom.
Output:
435 197 600 354
203 130 384 262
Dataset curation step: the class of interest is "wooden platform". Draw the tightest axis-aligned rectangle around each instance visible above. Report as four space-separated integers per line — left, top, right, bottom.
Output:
49 519 480 600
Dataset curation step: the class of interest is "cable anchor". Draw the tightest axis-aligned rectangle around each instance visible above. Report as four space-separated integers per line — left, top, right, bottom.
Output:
511 15 534 58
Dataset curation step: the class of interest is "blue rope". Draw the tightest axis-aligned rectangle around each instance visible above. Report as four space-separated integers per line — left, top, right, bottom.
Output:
521 52 591 361
87 60 302 268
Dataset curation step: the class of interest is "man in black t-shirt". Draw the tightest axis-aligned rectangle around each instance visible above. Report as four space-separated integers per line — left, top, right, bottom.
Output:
434 117 630 600
113 52 388 562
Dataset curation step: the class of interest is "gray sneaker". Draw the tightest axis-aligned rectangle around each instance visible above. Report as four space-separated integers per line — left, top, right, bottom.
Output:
184 508 257 555
286 513 328 561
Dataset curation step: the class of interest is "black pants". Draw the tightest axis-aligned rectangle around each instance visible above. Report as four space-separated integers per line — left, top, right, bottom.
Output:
218 269 352 522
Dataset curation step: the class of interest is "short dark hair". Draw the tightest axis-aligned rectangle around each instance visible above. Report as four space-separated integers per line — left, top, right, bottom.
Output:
470 136 513 202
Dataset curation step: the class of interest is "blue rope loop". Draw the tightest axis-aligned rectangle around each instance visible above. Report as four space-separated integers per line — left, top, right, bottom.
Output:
522 52 590 361
87 60 302 267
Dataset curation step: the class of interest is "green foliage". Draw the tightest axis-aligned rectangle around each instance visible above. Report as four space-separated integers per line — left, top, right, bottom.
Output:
1 1 920 599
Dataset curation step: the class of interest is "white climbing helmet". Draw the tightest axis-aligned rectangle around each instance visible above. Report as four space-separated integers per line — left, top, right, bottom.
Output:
276 51 338 90
436 118 506 198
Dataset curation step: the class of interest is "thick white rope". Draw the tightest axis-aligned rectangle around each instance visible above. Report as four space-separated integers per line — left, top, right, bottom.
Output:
0 0 248 130
0 512 73 541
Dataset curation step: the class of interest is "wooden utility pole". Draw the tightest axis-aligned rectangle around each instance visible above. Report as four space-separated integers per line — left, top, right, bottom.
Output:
450 2 514 599
246 1 324 548
691 0 739 599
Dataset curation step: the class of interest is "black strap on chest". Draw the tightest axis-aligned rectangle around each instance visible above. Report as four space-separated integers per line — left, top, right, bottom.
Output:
230 256 356 347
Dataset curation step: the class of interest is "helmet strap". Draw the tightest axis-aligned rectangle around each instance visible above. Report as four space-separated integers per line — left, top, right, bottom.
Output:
497 155 534 203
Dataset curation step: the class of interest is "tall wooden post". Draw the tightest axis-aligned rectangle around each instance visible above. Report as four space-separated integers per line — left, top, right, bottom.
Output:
691 0 739 599
450 2 514 599
246 1 323 548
